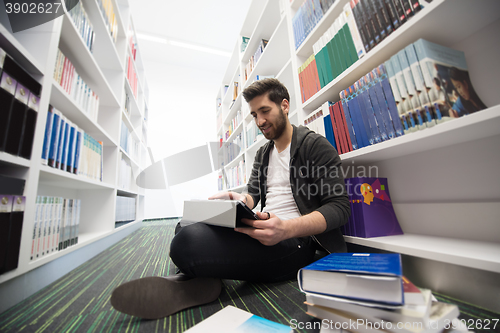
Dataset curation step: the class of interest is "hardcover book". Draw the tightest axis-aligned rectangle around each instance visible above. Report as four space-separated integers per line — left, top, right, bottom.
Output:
298 253 404 305
179 199 258 228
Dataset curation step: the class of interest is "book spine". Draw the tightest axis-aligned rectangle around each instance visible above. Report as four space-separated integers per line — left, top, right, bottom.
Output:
339 94 358 150
41 106 54 165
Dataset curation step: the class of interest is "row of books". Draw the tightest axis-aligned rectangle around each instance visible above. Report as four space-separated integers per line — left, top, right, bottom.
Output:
387 39 486 132
343 177 403 238
225 110 243 140
246 121 263 148
42 106 104 182
292 0 335 50
224 159 246 190
0 48 40 160
65 0 95 53
351 0 421 53
54 50 100 122
126 55 138 98
299 253 463 333
30 196 81 262
96 0 118 44
118 154 132 191
298 0 427 102
115 196 136 223
120 120 140 162
0 195 24 274
313 3 364 89
244 39 269 83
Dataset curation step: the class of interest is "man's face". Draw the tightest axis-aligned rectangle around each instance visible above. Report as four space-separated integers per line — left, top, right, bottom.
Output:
249 93 288 141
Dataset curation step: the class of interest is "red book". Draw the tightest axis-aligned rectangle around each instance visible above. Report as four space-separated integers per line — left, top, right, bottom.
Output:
311 58 321 93
333 102 348 154
329 104 343 154
337 101 353 152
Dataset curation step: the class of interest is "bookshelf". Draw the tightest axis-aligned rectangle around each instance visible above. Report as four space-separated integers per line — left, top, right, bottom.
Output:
216 0 500 310
0 0 149 307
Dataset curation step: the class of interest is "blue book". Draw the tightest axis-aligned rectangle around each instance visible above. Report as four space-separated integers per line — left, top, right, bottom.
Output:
73 129 83 175
379 64 405 136
56 116 66 169
354 80 378 144
323 114 337 151
60 121 70 171
298 253 404 305
48 110 61 168
344 87 370 148
66 124 76 173
365 74 391 141
338 99 358 150
369 70 396 139
41 106 54 165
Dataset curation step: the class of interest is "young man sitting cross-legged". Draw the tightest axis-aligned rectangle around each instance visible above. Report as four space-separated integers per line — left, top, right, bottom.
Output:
110 78 351 319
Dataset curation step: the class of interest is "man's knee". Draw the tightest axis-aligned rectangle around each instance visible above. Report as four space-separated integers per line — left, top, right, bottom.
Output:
170 223 207 266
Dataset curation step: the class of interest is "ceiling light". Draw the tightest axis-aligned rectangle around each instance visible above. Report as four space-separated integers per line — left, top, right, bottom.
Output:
136 33 231 57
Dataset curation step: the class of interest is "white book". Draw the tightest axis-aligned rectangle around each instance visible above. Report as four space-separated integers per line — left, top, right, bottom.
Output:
30 196 41 261
184 306 291 333
180 199 258 228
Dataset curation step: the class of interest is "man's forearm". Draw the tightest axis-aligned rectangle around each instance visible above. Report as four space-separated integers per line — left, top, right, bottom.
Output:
283 211 327 239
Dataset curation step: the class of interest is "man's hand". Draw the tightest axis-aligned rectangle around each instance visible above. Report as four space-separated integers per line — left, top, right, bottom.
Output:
235 212 289 246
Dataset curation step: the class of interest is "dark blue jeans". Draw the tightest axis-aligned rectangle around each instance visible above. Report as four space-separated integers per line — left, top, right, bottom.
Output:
169 222 318 282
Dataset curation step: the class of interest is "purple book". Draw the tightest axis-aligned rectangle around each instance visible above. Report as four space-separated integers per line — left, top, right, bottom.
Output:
345 177 403 238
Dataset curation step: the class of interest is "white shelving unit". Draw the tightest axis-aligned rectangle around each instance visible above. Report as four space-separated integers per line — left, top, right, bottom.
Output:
0 0 150 308
217 0 500 311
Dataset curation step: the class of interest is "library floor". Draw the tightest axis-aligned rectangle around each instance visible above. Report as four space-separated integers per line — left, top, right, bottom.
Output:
0 219 498 333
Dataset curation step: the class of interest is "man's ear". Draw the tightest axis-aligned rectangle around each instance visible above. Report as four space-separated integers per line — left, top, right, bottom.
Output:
281 98 290 114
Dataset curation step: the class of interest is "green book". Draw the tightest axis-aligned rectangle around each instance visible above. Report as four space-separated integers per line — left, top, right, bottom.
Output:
338 24 351 69
342 23 359 67
323 38 335 84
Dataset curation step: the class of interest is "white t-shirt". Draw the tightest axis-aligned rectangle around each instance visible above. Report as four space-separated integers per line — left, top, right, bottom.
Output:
264 144 301 221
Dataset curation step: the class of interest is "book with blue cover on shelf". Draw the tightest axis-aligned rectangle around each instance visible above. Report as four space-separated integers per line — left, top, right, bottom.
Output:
298 252 404 305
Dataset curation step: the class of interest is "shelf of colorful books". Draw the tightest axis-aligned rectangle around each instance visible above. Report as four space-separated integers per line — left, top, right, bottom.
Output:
0 24 45 77
243 16 289 89
225 121 244 146
344 234 500 273
294 0 349 58
224 152 244 171
82 0 124 72
0 152 32 168
241 0 281 66
301 0 500 113
50 81 116 147
340 104 500 164
59 15 120 108
39 166 113 190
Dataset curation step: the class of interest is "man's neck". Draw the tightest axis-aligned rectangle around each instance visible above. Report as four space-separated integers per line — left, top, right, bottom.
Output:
273 122 293 153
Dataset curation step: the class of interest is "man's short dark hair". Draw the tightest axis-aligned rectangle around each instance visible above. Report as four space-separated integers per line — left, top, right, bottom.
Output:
242 78 290 107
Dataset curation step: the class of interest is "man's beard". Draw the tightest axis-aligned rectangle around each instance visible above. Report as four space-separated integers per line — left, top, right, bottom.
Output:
262 107 287 141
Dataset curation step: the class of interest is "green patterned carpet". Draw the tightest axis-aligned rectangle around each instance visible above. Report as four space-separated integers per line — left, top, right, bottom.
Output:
0 219 498 333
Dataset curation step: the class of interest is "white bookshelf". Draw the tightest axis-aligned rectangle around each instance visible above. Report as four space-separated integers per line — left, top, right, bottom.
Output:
0 0 149 291
217 0 500 310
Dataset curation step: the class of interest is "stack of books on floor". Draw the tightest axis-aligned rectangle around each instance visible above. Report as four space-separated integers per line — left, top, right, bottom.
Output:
299 253 467 333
